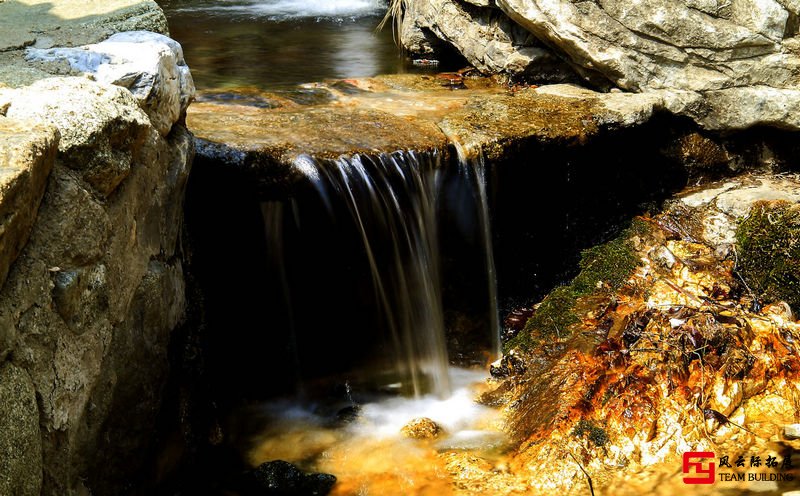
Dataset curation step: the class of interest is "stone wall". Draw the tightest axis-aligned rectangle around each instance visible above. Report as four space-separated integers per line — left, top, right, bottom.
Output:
0 1 194 494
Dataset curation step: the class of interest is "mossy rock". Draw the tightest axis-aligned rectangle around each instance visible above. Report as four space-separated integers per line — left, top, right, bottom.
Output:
735 201 800 311
571 419 609 447
505 219 646 352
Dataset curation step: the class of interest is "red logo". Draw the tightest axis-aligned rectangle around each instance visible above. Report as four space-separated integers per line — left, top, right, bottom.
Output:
683 452 716 484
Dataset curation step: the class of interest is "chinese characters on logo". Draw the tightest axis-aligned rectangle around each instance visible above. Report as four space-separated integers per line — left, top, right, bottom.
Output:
683 451 794 484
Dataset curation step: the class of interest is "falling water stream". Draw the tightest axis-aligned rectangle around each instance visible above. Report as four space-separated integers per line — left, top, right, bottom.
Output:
161 0 509 491
295 151 452 397
239 149 507 494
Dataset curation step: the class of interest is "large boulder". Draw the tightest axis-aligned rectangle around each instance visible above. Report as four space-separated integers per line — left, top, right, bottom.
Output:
400 0 579 82
25 31 195 136
3 78 151 196
0 116 58 302
0 2 195 494
398 0 800 130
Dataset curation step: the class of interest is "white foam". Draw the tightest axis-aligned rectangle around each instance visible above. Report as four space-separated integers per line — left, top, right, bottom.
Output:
353 368 498 438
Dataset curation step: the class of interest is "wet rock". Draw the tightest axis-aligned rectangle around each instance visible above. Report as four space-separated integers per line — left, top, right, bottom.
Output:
189 74 671 180
784 424 800 439
242 460 336 496
493 174 800 494
489 351 526 378
26 31 195 136
334 405 362 425
401 417 444 439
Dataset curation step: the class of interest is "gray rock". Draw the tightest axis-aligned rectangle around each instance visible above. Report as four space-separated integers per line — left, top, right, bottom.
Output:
26 31 196 136
4 77 151 196
0 0 168 53
672 86 800 130
0 363 42 496
0 1 193 494
494 0 800 129
679 175 800 246
399 0 800 129
401 0 579 81
0 116 58 291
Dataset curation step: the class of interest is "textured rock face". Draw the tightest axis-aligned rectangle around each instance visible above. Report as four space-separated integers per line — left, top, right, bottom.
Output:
0 363 42 496
399 0 800 130
0 117 58 304
489 175 800 495
0 78 192 492
25 31 195 136
0 1 194 493
401 0 579 81
4 78 151 196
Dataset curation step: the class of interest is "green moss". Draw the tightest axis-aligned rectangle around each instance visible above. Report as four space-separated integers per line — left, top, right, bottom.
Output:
735 201 800 311
505 220 646 352
508 286 579 351
573 231 640 295
571 419 609 447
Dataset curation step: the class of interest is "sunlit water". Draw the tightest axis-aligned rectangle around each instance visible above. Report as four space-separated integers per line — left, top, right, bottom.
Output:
168 0 387 18
247 150 505 492
158 0 404 90
243 368 507 495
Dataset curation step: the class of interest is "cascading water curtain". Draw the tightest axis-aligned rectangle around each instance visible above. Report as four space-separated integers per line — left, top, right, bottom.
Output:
277 148 501 398
295 150 451 398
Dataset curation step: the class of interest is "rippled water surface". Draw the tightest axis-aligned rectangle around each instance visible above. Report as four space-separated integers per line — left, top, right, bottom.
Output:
158 0 406 90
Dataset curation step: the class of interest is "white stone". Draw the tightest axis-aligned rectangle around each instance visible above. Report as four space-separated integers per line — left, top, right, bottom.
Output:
25 31 195 136
784 424 800 439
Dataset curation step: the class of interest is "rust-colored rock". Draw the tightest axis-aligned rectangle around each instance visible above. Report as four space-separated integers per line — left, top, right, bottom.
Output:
401 417 445 440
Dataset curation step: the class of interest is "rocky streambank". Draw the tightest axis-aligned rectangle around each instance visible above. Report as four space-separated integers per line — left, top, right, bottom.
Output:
396 0 800 131
0 1 193 494
482 175 800 495
3 0 800 495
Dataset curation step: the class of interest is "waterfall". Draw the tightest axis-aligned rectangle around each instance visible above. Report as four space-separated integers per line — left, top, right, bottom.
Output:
270 148 500 399
459 153 502 358
294 150 451 397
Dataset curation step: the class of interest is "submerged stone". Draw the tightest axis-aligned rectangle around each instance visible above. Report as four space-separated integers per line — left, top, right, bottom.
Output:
188 74 669 184
242 460 336 496
401 417 445 439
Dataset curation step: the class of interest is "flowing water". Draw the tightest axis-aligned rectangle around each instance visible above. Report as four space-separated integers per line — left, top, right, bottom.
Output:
296 151 451 397
162 0 508 490
158 0 403 90
455 149 502 358
243 368 507 496
220 149 508 493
